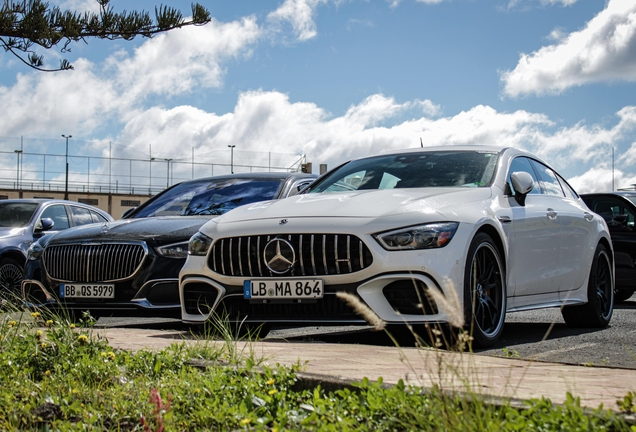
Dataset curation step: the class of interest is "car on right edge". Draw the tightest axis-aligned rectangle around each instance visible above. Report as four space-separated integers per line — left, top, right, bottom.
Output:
180 146 614 348
581 191 636 302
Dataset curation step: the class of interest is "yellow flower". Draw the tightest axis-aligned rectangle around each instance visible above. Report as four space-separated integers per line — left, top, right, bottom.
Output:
44 370 50 376
72 388 78 394
30 312 41 318
268 389 278 395
77 334 89 343
36 330 43 339
40 343 47 349
239 418 252 426
107 352 116 360
45 320 54 327
266 379 275 385
8 320 17 327
69 323 75 329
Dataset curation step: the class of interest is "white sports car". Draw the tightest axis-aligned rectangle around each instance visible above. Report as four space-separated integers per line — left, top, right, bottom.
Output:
179 146 614 347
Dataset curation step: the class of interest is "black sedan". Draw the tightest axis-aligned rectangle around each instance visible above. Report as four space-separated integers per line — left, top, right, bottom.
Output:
21 172 316 317
0 199 113 299
581 191 636 302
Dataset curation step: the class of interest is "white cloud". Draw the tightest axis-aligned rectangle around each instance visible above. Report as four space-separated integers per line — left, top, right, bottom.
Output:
540 0 578 6
501 0 636 97
105 90 635 190
112 17 260 100
267 0 328 41
415 0 446 4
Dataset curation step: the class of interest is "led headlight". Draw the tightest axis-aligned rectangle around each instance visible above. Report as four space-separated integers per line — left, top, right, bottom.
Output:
155 241 189 259
374 222 459 250
27 241 44 260
188 232 213 256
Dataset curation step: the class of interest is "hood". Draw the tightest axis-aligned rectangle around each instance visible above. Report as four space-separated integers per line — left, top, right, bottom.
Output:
46 216 213 245
0 227 27 239
217 188 493 223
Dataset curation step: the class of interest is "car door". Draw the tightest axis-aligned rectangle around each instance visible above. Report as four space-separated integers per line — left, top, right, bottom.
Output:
506 156 563 297
38 204 70 232
585 196 636 290
529 160 597 295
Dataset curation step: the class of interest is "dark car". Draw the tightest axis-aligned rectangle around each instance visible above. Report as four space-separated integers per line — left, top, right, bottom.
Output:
21 172 316 317
581 191 636 302
0 199 113 298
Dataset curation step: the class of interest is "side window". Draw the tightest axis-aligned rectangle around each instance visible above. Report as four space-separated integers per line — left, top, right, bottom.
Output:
70 206 94 226
91 211 108 223
530 160 564 197
556 174 579 200
507 157 540 195
40 205 70 230
592 199 636 229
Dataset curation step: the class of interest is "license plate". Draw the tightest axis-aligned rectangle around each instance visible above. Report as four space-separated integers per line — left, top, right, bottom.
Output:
244 279 324 299
60 283 115 299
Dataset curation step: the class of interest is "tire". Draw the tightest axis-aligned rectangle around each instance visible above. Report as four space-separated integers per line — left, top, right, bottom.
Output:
562 243 614 328
614 289 634 303
0 258 24 300
463 233 506 348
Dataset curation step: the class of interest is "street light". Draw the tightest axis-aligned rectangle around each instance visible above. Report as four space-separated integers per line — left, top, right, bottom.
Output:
13 150 22 189
228 145 235 174
62 134 72 199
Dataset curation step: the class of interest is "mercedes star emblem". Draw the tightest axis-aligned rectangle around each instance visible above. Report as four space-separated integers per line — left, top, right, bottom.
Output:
263 238 296 274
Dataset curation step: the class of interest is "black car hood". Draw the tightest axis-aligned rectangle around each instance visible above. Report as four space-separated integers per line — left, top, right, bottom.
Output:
45 216 213 246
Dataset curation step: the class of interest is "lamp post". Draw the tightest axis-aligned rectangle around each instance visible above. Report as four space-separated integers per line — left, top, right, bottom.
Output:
13 150 22 189
62 134 72 199
228 145 235 174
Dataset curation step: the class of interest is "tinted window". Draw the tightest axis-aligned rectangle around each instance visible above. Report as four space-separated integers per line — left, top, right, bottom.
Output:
531 160 564 197
309 151 499 193
507 157 540 195
0 202 38 227
590 198 636 229
556 174 578 200
91 211 108 223
40 205 70 230
133 178 285 218
70 206 94 226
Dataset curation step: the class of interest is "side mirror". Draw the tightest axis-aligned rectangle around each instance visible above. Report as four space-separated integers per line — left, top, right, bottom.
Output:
510 171 534 206
35 217 55 232
121 207 136 219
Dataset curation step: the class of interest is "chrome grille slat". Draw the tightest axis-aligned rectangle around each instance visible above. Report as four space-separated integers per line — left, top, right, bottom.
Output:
207 234 373 277
43 243 146 282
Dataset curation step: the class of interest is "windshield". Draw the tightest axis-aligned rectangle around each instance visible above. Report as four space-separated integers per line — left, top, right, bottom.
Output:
307 150 499 193
0 202 39 227
131 178 284 218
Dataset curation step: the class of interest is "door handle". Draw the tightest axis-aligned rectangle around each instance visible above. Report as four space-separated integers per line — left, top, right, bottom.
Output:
583 212 594 222
546 208 557 220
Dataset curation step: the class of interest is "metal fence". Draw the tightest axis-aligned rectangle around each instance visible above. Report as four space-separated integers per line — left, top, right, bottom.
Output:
0 137 306 195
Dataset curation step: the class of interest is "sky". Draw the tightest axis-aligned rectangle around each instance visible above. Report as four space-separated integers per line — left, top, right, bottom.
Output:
1 0 636 193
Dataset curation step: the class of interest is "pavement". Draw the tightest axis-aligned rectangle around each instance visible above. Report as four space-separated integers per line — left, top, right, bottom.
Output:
92 325 636 415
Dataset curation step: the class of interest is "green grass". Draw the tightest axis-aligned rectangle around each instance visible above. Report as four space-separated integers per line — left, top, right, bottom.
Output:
0 307 634 431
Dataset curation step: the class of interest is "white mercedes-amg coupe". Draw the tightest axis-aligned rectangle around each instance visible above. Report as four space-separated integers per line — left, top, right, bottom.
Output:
179 146 614 347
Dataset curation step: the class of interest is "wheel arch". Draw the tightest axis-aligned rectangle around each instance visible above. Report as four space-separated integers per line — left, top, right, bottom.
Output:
0 250 27 267
473 223 506 275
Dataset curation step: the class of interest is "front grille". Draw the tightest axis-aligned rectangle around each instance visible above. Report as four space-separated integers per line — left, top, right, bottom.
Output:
208 234 373 277
217 293 363 321
43 243 147 282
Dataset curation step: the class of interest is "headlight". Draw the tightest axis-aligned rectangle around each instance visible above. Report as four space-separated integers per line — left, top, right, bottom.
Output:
188 232 213 256
155 241 189 259
373 222 459 250
27 241 44 260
